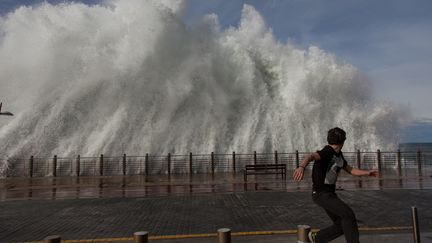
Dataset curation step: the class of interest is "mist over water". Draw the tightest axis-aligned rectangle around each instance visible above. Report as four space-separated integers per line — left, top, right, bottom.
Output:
0 0 408 158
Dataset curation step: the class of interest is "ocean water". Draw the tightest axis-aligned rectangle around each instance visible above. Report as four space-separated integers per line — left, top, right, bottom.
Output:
399 143 432 151
0 0 408 159
401 119 432 143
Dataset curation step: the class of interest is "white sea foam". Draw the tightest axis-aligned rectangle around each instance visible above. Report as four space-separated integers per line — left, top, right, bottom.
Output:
0 0 409 158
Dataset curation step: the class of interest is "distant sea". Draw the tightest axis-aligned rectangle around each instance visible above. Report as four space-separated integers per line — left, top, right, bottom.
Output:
401 119 432 144
399 143 432 152
400 119 432 152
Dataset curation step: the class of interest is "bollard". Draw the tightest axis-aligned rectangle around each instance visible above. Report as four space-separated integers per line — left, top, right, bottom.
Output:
218 228 231 243
297 225 311 243
134 231 148 243
274 150 278 164
411 207 420 243
44 235 61 243
253 151 257 165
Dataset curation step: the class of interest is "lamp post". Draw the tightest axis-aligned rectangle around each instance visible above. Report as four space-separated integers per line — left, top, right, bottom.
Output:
0 102 13 116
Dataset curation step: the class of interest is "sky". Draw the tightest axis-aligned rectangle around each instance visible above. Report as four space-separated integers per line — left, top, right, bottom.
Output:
1 0 432 142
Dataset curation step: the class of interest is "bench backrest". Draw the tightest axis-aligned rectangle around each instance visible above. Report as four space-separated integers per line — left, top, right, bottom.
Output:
245 164 286 170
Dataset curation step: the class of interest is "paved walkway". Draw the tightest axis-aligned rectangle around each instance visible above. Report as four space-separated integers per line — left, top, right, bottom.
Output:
0 189 431 242
1 169 431 201
157 232 432 243
1 171 431 242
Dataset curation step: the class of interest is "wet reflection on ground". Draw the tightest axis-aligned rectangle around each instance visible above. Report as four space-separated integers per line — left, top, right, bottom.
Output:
0 169 431 201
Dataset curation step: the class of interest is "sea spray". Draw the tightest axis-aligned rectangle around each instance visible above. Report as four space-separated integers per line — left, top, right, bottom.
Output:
0 0 408 159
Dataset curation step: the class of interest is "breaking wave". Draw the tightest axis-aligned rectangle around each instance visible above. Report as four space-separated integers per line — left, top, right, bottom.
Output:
0 0 408 158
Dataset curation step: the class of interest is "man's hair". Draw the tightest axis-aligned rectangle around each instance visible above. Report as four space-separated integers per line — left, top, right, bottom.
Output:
327 127 346 145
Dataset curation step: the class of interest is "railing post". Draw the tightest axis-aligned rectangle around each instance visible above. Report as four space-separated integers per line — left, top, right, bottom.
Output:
232 151 236 173
397 149 402 176
217 228 231 243
44 235 61 243
53 155 57 177
253 151 257 165
411 206 420 243
297 225 311 243
145 153 149 176
76 155 80 177
274 150 278 164
211 152 215 174
4 159 8 178
123 154 127 176
29 156 34 178
134 231 148 243
377 149 382 173
99 154 104 176
417 150 422 176
356 150 361 169
167 153 171 176
295 150 300 168
189 152 193 174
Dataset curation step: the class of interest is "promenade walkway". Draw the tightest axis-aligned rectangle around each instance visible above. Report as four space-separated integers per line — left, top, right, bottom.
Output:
0 171 431 242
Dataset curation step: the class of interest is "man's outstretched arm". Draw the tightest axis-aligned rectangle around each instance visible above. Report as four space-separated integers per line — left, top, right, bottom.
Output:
344 165 379 177
293 152 320 182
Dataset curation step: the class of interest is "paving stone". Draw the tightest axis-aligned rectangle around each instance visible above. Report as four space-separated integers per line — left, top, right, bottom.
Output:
0 189 431 242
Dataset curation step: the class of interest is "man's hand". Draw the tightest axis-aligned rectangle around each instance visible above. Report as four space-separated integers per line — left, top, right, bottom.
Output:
293 167 305 182
368 170 379 177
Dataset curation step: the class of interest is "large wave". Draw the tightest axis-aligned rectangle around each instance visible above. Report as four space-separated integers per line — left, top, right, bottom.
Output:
0 0 408 158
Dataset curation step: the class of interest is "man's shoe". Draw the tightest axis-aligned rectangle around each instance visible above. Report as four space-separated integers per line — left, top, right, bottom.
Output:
308 231 318 243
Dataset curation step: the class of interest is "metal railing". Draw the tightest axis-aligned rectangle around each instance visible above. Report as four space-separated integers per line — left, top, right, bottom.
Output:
1 150 431 178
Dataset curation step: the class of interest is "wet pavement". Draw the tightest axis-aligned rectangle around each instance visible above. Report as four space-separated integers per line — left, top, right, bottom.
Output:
151 231 432 243
0 169 431 242
1 169 431 201
1 189 431 242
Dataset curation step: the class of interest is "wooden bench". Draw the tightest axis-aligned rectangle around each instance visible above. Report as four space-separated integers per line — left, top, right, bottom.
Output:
243 164 286 181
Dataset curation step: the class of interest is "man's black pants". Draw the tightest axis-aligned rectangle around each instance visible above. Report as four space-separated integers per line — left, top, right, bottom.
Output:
312 191 359 243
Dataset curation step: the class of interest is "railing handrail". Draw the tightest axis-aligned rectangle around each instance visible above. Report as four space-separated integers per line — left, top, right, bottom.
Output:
2 149 431 179
2 149 432 160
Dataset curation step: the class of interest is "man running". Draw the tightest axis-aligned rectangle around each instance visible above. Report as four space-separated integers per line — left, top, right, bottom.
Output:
293 127 378 243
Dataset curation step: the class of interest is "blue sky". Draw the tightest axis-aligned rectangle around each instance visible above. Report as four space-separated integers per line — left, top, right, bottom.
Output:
1 0 432 142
